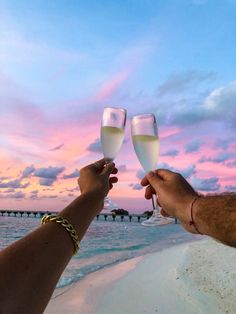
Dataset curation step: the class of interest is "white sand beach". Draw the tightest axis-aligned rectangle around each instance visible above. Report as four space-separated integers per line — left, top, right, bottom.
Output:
45 239 236 314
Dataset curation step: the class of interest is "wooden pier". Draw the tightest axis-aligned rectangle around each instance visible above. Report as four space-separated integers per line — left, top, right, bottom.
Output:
0 210 152 223
0 210 178 224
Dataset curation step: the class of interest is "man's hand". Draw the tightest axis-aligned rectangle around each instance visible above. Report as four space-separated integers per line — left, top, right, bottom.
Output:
141 169 199 233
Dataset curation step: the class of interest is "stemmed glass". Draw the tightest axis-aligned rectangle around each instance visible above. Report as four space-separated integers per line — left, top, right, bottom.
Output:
131 114 171 225
101 107 127 161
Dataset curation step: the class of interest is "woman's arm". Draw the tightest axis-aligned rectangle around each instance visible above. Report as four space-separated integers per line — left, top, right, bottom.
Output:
0 159 117 314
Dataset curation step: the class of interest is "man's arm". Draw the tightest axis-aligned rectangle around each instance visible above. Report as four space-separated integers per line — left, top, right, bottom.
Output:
194 194 236 247
141 169 236 247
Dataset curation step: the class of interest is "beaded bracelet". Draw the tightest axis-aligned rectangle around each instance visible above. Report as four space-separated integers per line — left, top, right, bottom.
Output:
189 196 203 235
41 214 80 255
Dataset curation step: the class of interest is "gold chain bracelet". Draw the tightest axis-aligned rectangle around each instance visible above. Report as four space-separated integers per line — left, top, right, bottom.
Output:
41 214 80 255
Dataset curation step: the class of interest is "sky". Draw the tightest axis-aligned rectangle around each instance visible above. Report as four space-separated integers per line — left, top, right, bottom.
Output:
0 0 236 213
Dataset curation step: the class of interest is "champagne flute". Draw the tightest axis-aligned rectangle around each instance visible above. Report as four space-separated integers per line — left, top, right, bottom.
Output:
131 114 170 225
101 107 127 162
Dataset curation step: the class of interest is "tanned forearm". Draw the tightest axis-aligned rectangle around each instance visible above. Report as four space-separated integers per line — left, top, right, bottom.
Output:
0 192 103 314
0 159 115 314
194 194 236 247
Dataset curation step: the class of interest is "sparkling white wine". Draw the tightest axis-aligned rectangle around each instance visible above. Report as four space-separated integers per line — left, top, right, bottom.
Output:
132 134 160 172
101 126 125 160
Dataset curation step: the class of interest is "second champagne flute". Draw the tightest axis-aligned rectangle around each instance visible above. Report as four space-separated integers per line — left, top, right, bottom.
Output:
101 107 127 162
131 114 171 225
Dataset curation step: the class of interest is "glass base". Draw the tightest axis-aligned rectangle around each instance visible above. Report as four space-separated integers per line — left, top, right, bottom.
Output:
141 209 173 227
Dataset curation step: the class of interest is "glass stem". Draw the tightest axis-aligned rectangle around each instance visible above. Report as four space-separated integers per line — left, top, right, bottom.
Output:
151 194 156 210
151 194 161 217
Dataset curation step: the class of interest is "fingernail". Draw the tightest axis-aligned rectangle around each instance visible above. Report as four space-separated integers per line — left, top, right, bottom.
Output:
148 171 155 177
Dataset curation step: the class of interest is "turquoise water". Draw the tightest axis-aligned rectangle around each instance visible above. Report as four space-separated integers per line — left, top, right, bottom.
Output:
0 216 200 288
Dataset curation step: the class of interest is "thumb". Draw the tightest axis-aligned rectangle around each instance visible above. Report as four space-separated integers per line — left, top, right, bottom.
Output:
101 162 115 177
146 171 162 190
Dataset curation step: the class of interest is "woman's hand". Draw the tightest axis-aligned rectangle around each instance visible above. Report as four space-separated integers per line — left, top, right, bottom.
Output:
78 159 118 200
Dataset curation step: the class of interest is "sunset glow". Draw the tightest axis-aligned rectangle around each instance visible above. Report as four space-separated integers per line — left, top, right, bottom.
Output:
1 0 236 212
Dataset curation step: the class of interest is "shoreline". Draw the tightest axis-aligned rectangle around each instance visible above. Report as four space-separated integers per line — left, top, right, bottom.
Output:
52 235 202 292
45 238 236 314
45 255 144 314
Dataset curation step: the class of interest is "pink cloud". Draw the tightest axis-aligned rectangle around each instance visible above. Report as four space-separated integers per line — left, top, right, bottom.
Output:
93 69 131 102
160 126 182 139
2 71 236 211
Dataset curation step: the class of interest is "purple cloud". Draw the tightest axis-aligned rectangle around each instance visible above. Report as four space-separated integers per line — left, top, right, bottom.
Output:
0 191 26 199
0 179 29 189
155 80 236 129
11 191 26 199
136 162 195 181
36 165 65 185
21 165 35 178
224 185 236 191
60 187 79 193
35 194 58 199
226 160 236 168
29 190 39 199
191 176 220 192
162 149 179 157
185 140 202 153
63 169 80 179
158 162 196 179
181 165 196 179
157 70 215 96
214 139 230 150
34 166 65 179
0 176 10 180
5 188 15 193
49 144 64 151
39 178 56 186
87 138 102 153
199 152 234 163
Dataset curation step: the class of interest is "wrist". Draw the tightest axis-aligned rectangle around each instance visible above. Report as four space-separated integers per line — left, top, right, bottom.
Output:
59 193 104 240
193 196 211 236
81 190 105 207
189 196 203 234
175 193 199 224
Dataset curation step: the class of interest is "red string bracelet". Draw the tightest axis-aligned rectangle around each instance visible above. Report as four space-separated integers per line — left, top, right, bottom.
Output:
189 196 203 235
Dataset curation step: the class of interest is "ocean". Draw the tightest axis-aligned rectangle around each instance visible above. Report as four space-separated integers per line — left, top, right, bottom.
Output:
0 216 200 289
